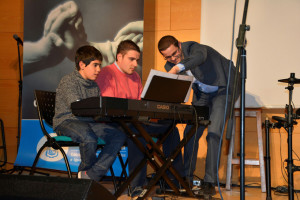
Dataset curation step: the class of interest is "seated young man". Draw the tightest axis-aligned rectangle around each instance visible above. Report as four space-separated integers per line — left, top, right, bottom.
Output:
96 40 184 197
53 45 127 182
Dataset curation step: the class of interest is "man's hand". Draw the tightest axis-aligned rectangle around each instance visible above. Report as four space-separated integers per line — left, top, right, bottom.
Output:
168 66 180 74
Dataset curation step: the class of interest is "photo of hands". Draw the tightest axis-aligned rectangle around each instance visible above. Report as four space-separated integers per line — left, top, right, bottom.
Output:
22 0 144 118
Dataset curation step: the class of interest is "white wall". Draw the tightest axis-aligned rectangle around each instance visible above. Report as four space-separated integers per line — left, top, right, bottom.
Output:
201 0 300 108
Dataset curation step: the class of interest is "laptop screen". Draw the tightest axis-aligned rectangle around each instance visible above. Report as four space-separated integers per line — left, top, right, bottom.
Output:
141 69 193 103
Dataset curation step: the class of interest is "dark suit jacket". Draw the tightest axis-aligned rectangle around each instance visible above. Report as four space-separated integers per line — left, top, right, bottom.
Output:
164 41 236 92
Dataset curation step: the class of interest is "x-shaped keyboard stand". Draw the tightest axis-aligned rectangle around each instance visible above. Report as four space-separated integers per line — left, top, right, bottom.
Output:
114 118 210 199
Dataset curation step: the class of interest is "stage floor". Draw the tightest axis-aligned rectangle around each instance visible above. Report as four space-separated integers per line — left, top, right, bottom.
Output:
3 166 291 200
103 182 289 200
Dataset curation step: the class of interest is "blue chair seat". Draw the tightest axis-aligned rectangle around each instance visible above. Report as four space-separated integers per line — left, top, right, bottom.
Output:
53 136 106 145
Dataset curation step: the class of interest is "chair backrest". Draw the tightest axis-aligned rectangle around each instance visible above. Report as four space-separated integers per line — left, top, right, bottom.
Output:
34 90 56 128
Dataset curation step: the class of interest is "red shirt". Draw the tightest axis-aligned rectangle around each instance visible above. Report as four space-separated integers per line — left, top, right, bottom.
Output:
96 62 143 100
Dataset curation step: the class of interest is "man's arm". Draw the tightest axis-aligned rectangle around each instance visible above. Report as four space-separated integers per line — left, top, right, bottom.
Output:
56 75 84 107
168 42 208 74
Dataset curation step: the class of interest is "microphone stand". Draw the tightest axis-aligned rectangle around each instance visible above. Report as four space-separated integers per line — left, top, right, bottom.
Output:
3 38 23 174
5 37 49 176
4 39 49 176
16 39 23 152
226 1 250 199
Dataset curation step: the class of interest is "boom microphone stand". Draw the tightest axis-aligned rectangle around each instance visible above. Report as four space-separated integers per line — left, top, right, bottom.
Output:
6 35 48 176
226 1 250 199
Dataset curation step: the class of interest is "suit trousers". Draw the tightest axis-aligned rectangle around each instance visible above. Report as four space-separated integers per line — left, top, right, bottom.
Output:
184 86 232 184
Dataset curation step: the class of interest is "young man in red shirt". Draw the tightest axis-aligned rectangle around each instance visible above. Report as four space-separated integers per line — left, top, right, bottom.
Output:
96 40 184 197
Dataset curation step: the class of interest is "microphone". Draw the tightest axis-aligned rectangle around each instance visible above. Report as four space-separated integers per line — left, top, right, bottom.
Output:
13 34 23 46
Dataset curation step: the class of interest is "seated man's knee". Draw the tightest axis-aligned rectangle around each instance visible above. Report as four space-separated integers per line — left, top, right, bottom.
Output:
81 131 98 144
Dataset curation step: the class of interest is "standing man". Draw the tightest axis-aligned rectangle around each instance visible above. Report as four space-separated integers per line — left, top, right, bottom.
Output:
96 40 184 198
158 35 238 196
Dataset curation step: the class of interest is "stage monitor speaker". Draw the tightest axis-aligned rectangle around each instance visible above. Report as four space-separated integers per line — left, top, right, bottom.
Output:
0 174 116 200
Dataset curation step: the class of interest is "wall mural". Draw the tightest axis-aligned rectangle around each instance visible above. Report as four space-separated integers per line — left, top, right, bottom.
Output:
16 0 144 173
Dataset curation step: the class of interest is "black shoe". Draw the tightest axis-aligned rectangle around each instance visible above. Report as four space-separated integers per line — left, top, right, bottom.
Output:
130 186 144 199
159 179 186 193
198 182 216 196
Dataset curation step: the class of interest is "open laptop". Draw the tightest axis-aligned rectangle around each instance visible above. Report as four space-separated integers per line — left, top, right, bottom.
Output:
141 69 193 103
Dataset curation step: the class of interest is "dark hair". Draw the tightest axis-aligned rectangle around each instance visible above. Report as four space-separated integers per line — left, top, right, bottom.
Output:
75 45 103 70
158 35 179 53
116 40 140 61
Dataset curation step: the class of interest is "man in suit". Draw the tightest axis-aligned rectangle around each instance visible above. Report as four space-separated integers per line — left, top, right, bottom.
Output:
158 35 238 197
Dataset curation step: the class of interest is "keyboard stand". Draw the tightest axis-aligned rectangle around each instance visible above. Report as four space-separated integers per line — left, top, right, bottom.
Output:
113 118 210 200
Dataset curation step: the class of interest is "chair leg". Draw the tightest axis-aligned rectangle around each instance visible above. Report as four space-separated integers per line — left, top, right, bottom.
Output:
57 145 72 178
110 166 118 192
30 144 47 175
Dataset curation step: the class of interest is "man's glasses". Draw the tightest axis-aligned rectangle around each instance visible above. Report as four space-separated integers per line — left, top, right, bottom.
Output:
164 48 181 60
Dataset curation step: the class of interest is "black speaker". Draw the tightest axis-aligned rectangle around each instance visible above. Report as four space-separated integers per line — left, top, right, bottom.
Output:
0 174 116 200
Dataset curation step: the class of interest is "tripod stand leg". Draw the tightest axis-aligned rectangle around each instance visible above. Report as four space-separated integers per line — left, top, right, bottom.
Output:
265 119 272 200
0 119 7 168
